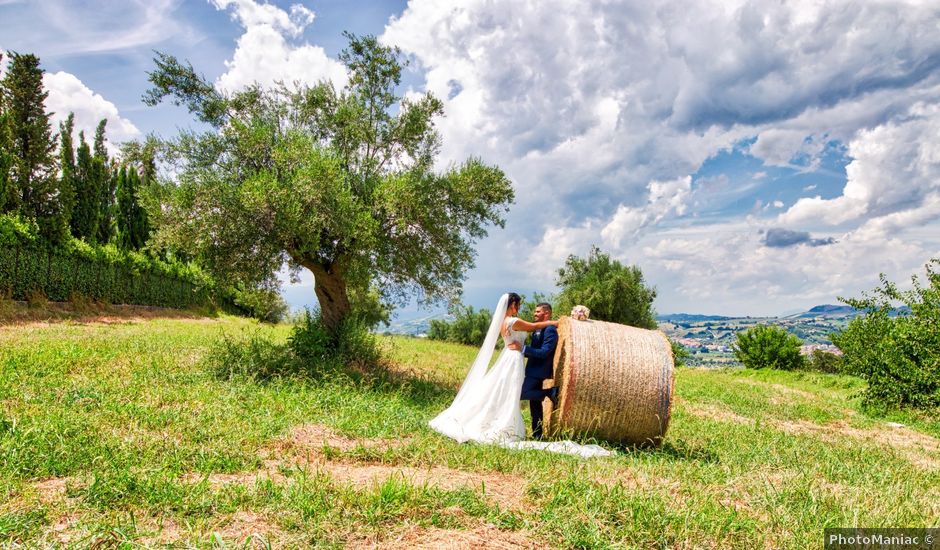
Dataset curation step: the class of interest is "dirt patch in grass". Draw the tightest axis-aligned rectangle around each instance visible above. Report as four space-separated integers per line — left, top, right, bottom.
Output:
135 511 281 548
31 477 77 504
185 454 528 511
594 465 683 501
685 403 754 426
182 464 288 489
212 510 284 547
45 513 82 545
319 462 527 511
733 378 819 402
273 423 412 454
347 522 540 549
776 419 940 469
137 516 185 547
0 302 213 327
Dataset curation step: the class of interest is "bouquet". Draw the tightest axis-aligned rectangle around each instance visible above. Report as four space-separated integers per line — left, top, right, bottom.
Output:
571 305 591 321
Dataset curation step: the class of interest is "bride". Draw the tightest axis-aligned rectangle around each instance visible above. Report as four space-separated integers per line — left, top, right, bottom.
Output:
429 293 613 457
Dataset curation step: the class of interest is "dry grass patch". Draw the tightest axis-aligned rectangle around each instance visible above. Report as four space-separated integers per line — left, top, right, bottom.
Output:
733 378 818 401
318 462 527 511
135 510 282 548
0 302 212 327
211 510 284 547
274 423 412 454
685 403 754 426
186 424 529 510
182 463 288 489
46 513 82 546
347 521 540 549
592 464 683 501
31 476 78 504
184 458 528 511
775 419 940 469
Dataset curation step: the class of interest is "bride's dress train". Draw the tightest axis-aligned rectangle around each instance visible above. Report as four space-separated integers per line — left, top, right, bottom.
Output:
429 295 613 458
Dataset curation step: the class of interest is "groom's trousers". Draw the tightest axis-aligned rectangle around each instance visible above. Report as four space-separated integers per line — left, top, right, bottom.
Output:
521 376 551 439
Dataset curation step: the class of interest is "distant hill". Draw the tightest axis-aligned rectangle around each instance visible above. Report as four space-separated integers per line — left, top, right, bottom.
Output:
657 313 734 322
785 304 860 319
385 312 451 336
783 303 911 319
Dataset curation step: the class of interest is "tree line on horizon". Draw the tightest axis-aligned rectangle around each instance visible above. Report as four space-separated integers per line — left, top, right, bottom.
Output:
0 51 152 251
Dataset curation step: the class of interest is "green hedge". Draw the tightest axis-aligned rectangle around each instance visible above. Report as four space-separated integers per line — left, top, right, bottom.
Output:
0 244 211 309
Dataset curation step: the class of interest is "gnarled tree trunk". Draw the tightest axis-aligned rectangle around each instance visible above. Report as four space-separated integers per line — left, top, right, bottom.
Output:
303 260 350 333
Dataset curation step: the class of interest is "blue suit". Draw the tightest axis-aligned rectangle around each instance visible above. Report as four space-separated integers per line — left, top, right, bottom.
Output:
520 325 557 439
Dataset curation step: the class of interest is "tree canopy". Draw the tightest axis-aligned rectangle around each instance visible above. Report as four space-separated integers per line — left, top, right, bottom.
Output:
833 259 940 409
555 246 658 329
144 34 514 331
733 324 805 371
1 51 65 243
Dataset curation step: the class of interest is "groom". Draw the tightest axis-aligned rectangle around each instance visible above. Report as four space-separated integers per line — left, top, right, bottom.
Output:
507 302 559 439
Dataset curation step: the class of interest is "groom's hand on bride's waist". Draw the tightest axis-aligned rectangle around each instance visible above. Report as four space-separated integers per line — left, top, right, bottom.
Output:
507 342 522 352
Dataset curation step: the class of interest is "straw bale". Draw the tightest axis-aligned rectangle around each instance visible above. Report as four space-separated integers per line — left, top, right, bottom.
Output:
545 317 674 446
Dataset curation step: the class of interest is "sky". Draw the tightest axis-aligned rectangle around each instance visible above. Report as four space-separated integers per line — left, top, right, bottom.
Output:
2 0 939 318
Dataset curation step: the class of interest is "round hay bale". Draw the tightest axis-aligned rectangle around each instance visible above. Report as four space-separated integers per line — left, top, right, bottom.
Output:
545 316 675 446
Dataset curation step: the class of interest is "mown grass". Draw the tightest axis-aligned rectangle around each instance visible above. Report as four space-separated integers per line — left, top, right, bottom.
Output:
1 317 938 548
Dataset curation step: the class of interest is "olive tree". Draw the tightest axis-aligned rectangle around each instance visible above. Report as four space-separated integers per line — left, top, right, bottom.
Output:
144 34 514 332
555 246 658 329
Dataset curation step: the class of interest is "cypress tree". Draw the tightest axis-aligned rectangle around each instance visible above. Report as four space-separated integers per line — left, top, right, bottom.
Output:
0 52 11 212
92 119 114 244
135 142 153 247
71 131 99 241
1 51 65 242
130 168 149 249
58 113 76 232
116 165 149 251
116 165 131 249
116 138 155 250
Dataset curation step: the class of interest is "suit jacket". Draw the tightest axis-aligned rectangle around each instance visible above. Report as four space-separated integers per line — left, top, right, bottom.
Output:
523 325 558 380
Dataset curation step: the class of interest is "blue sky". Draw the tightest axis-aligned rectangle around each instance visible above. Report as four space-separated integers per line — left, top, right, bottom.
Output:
3 0 940 318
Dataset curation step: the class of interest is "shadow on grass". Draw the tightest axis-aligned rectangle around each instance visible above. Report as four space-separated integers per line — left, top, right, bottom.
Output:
205 329 456 410
653 439 720 463
206 331 723 461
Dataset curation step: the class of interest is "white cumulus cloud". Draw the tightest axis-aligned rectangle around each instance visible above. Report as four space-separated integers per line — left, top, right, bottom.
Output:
382 0 940 315
212 0 347 92
780 102 940 229
43 71 141 152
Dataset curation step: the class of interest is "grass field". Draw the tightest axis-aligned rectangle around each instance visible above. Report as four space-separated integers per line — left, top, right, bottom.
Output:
1 315 938 548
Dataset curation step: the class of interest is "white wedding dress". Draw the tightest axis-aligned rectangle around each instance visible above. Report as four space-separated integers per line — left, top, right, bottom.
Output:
429 294 613 458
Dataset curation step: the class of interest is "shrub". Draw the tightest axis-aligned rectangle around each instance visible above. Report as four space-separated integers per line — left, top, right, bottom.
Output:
426 304 493 346
26 289 48 308
426 318 451 341
803 349 843 374
832 259 940 410
231 286 289 323
669 338 691 368
288 309 383 370
331 317 382 370
0 213 38 247
733 325 805 370
207 330 295 381
0 239 213 309
348 285 392 330
288 310 335 363
68 292 98 315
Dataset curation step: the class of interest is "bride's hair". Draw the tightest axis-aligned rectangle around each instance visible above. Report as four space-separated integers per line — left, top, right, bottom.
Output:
507 292 521 310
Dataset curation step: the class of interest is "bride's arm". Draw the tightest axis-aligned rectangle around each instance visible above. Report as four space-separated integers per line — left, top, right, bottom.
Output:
510 318 558 332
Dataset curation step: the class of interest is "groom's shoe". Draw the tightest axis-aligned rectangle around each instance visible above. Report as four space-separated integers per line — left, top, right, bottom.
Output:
548 386 559 407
